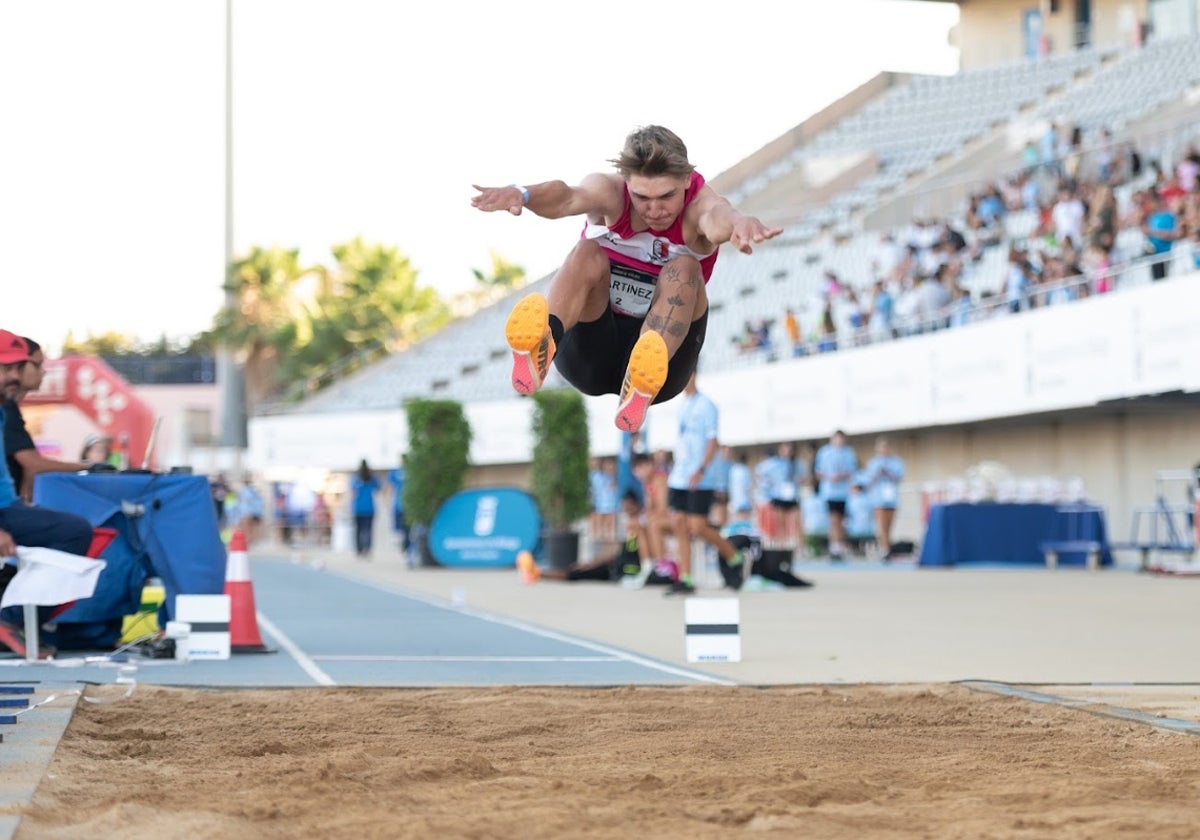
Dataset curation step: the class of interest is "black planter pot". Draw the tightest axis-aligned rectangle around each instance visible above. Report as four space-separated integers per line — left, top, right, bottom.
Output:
411 526 440 567
542 529 580 571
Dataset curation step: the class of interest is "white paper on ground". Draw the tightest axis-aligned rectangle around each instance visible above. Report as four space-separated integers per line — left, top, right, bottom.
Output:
0 546 107 608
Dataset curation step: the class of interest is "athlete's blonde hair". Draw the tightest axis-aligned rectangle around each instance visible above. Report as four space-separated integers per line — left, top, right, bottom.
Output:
610 125 694 179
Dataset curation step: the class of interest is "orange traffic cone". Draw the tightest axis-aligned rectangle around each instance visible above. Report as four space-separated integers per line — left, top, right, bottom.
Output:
225 529 274 653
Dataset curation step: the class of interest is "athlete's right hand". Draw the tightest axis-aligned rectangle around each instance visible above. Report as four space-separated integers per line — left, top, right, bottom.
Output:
471 184 525 216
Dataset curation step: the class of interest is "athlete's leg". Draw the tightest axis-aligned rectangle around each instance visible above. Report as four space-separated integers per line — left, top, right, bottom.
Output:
547 239 612 329
655 311 707 404
642 255 708 359
615 256 710 430
507 240 613 396
669 506 692 584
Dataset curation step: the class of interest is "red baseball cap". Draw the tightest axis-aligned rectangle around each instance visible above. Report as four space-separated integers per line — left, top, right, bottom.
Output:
0 330 31 365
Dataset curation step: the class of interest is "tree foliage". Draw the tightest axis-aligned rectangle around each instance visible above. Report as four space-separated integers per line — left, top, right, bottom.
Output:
206 239 456 406
529 389 591 531
402 398 472 528
206 245 313 407
471 251 525 289
55 239 527 412
276 238 451 389
62 331 205 357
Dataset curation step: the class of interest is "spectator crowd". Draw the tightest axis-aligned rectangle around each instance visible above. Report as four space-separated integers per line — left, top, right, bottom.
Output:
735 125 1200 359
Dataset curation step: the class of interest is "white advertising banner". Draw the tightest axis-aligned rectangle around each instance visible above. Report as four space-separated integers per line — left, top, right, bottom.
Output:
469 399 534 464
248 410 407 470
926 320 1023 424
1132 281 1200 395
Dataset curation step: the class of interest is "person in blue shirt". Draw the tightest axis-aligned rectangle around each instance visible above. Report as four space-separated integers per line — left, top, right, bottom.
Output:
235 475 265 545
0 332 94 657
814 430 859 560
350 459 381 558
589 457 620 542
844 480 876 555
801 491 829 556
665 372 746 595
752 446 776 539
387 460 410 558
727 451 753 523
864 436 906 560
707 445 733 528
763 442 806 550
1142 191 1178 282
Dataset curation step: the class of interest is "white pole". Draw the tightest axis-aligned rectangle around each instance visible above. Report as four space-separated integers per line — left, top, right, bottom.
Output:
217 0 246 449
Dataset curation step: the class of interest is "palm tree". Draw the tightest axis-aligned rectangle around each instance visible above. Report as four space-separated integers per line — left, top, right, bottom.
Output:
209 245 314 409
280 238 450 388
210 238 457 407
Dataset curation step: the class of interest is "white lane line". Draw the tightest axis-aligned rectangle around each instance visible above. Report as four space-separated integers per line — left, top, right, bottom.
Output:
322 569 737 687
451 610 736 685
311 655 622 663
255 612 336 687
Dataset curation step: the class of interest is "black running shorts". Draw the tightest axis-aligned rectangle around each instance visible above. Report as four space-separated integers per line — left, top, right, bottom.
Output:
555 308 708 403
668 487 715 516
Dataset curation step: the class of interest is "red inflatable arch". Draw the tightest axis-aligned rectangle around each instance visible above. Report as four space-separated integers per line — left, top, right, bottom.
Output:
23 356 158 469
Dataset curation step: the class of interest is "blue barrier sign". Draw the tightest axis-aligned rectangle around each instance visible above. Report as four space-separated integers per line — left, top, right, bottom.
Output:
429 487 542 567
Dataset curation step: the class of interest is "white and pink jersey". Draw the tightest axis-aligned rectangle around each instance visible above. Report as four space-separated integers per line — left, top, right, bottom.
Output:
581 171 719 318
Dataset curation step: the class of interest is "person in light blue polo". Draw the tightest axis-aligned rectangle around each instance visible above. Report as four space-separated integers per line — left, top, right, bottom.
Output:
761 442 805 549
814 430 858 560
665 371 746 595
727 451 753 523
845 478 876 555
864 436 906 560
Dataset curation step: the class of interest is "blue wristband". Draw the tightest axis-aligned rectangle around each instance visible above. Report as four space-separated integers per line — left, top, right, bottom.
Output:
510 184 529 205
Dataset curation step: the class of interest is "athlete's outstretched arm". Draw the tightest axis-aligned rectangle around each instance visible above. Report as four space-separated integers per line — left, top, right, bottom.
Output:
694 186 784 254
471 173 622 219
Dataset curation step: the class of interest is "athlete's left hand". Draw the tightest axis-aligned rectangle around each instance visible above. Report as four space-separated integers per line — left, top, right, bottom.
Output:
729 218 784 254
471 184 526 216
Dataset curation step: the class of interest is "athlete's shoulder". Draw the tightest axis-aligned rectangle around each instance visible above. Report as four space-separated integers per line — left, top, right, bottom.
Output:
579 172 627 218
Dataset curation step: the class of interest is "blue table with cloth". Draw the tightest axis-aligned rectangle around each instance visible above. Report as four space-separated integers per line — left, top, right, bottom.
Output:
33 473 227 646
919 502 1113 567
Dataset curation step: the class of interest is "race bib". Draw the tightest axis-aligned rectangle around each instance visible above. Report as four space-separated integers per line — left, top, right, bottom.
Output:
609 265 657 317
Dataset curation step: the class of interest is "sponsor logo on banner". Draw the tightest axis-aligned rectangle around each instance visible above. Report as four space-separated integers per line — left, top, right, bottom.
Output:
430 487 542 567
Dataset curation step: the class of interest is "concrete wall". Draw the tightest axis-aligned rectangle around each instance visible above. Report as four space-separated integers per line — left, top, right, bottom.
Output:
954 0 1148 69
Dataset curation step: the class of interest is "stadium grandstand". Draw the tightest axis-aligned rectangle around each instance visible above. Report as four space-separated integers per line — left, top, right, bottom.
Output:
249 1 1200 559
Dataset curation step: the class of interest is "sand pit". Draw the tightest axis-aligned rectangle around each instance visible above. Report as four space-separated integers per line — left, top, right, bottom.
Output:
15 683 1200 839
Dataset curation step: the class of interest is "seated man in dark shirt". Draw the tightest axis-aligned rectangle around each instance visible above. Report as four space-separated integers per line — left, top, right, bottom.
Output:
3 337 91 501
0 331 93 657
